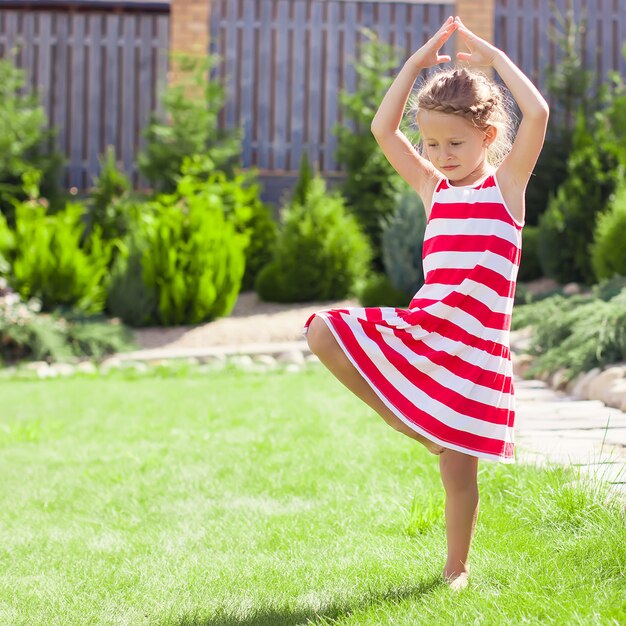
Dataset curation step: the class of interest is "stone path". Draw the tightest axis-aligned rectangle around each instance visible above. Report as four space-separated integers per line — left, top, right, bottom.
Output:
115 339 626 505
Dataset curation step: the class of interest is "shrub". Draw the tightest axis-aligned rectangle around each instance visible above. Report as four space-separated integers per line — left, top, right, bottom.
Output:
255 176 373 302
591 177 626 281
108 162 249 327
380 186 427 299
0 55 65 225
0 181 113 315
179 155 277 293
511 285 626 380
84 145 136 244
518 225 542 282
357 272 410 308
537 110 622 284
0 277 134 365
138 54 241 194
334 27 410 273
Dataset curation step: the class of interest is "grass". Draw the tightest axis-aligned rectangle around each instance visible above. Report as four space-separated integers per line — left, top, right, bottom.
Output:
0 362 625 625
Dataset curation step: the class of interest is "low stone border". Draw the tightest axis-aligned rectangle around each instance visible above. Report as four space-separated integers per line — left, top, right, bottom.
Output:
0 344 319 380
511 328 626 413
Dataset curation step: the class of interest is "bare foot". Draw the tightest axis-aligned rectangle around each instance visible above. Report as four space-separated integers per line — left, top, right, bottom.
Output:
416 433 446 455
443 565 470 591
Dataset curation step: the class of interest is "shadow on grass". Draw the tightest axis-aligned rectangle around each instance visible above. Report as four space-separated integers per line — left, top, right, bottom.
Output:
168 575 444 626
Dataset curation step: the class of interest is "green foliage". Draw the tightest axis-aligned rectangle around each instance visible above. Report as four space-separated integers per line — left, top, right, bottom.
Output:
380 186 427 298
255 176 373 302
334 27 411 273
357 272 410 308
110 160 249 327
512 287 626 380
591 177 626 281
0 182 113 315
137 53 241 194
105 236 158 327
518 225 542 282
526 1 602 224
0 55 66 225
85 145 135 243
291 151 314 208
0 277 133 364
537 110 622 284
179 155 277 292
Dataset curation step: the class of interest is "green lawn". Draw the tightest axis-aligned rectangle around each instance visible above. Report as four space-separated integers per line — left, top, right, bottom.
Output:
1 363 624 625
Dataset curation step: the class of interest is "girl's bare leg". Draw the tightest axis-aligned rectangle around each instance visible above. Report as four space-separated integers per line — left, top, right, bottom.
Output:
305 317 445 455
439 448 479 590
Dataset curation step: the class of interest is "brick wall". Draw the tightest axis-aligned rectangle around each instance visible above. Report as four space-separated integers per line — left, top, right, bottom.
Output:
169 0 211 86
455 0 496 76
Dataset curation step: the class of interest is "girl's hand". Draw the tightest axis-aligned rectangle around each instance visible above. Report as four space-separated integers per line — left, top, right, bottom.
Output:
410 16 457 68
454 16 500 66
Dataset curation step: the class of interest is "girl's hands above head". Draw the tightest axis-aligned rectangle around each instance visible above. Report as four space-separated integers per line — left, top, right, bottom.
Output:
410 16 458 68
454 16 501 67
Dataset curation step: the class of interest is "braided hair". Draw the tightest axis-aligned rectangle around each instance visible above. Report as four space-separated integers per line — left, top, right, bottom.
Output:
408 67 517 167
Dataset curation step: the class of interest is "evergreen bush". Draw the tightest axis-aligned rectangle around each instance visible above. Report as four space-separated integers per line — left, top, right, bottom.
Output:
518 225 542 282
109 160 249 327
357 272 410 308
255 176 373 303
138 54 241 194
380 186 427 299
591 177 626 281
536 110 622 284
0 55 65 225
0 177 113 315
334 27 411 273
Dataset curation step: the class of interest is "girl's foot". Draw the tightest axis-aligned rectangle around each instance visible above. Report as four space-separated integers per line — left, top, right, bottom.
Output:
443 564 470 591
419 435 445 455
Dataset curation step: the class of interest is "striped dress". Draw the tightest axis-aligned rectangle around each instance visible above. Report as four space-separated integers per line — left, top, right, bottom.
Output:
302 171 524 463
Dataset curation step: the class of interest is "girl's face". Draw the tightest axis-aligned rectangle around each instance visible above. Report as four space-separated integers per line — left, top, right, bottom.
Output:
417 109 496 183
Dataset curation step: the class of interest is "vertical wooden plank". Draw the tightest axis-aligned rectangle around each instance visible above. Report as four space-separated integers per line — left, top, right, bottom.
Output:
376 3 391 44
21 10 35 86
208 0 221 83
154 14 168 119
137 16 152 155
68 13 85 188
290 0 307 172
239 0 255 167
121 15 136 177
87 12 103 188
103 14 119 157
258 0 272 169
343 2 357 136
38 12 53 117
324 1 340 173
53 12 69 163
274 0 289 170
617 0 626 77
5 10 16 59
522 0 533 81
308 0 322 171
224 0 237 128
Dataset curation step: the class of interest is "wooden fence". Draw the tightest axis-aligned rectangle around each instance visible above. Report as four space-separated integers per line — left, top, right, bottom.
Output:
212 0 626 178
0 0 625 191
0 3 169 189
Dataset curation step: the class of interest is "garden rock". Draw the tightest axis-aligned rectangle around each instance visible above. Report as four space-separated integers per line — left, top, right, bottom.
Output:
276 349 305 365
587 367 626 402
572 368 602 399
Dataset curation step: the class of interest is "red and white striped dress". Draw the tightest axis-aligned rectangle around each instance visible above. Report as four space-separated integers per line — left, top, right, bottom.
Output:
302 171 524 463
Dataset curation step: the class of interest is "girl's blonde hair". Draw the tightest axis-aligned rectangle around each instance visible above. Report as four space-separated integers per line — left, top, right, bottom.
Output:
407 67 518 167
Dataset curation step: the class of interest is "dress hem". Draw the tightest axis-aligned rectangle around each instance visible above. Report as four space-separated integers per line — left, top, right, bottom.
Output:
311 312 516 465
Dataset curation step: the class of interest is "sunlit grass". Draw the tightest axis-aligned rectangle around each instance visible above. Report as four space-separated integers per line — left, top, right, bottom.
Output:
0 362 624 625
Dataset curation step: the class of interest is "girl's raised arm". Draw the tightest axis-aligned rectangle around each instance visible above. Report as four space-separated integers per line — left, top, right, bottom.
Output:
370 17 458 201
454 16 549 189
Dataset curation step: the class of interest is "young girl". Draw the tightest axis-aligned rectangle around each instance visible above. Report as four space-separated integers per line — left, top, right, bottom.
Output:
302 16 549 590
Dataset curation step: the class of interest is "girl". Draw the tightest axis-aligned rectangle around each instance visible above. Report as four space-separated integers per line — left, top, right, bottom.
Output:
303 16 549 590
